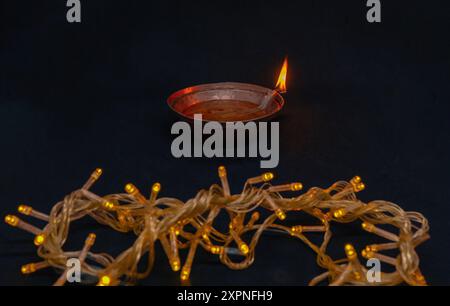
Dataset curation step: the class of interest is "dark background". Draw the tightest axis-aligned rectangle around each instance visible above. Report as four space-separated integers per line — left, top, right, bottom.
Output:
1 0 449 285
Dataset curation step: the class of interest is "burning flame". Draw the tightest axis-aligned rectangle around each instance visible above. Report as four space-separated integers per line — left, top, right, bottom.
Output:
275 57 288 93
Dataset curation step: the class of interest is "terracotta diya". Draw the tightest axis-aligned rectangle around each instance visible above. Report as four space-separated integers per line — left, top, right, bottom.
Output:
167 58 288 123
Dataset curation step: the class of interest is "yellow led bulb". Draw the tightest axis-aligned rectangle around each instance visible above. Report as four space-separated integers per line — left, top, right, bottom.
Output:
5 214 19 227
18 204 32 215
248 172 275 184
82 168 104 190
275 209 286 220
350 176 365 192
86 233 96 246
150 182 161 202
239 242 249 255
98 275 111 286
361 222 375 232
171 259 181 272
351 176 361 184
262 172 274 182
290 182 303 191
365 245 378 252
170 226 180 236
21 263 36 274
180 266 190 281
102 200 115 211
344 244 357 260
290 225 303 235
354 182 365 192
361 249 374 259
124 183 137 195
333 208 346 218
210 246 223 255
92 168 103 180
152 182 161 193
34 233 45 246
218 166 227 178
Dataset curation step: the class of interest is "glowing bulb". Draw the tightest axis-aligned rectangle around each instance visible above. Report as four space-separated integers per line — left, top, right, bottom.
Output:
4 214 19 227
351 176 361 184
34 233 45 246
275 209 286 220
170 226 180 236
361 222 374 232
210 246 223 255
98 275 111 286
365 245 378 252
92 168 103 180
290 225 303 235
152 182 161 193
86 233 96 246
102 200 115 211
180 267 190 281
361 249 374 259
354 182 365 192
262 172 274 182
171 259 181 272
21 263 36 274
349 176 365 192
150 182 161 202
218 166 227 178
248 172 275 185
290 182 303 191
124 183 137 195
333 208 346 219
239 243 249 255
17 204 32 215
345 244 357 260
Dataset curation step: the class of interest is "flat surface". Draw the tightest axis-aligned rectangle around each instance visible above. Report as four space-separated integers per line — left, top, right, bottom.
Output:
0 0 449 285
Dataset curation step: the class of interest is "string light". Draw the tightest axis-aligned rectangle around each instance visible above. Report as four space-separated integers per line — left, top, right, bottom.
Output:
350 176 365 192
150 182 161 202
333 208 346 219
125 183 147 204
5 214 19 227
3 167 430 286
34 233 45 246
21 261 50 275
82 168 103 190
102 200 115 211
247 172 274 184
17 204 32 215
361 222 399 242
345 244 357 260
98 275 112 286
5 215 43 236
17 204 49 221
218 165 231 196
267 182 303 193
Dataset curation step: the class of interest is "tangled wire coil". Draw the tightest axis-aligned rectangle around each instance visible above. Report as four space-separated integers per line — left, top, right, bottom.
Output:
4 166 429 286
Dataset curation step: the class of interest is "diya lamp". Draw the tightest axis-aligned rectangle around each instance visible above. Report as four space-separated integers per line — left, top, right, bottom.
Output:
167 57 288 123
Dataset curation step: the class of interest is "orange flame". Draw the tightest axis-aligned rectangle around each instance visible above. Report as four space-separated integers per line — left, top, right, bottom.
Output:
275 57 288 93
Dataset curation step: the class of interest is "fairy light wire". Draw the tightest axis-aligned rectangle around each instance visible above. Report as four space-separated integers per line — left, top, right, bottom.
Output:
4 167 429 286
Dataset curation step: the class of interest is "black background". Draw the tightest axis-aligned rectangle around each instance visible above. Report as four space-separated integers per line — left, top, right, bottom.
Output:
1 0 449 285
